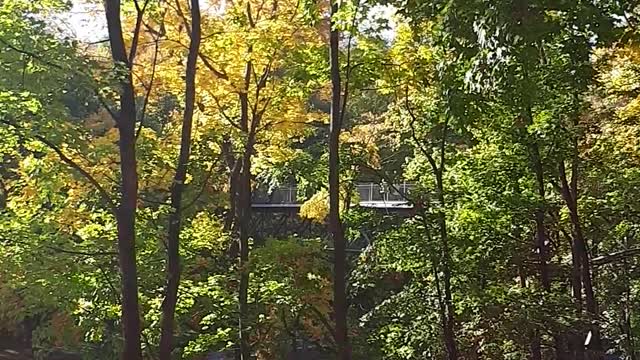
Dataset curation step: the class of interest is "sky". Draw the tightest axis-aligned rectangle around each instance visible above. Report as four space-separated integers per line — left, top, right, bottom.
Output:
64 1 107 42
62 0 396 43
63 0 224 42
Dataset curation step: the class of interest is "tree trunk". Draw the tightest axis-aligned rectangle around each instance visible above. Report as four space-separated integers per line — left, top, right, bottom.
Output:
237 148 252 360
433 126 458 360
559 160 602 359
236 54 255 357
158 0 201 358
530 336 542 360
530 142 550 291
525 110 548 360
513 186 543 360
568 228 585 360
223 136 240 232
104 1 142 359
514 223 542 360
624 257 636 360
329 2 349 359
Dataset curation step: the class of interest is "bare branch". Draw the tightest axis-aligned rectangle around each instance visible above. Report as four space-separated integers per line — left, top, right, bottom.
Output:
173 0 191 34
307 304 337 344
95 91 120 122
246 2 256 28
96 263 121 304
199 53 230 80
439 117 448 175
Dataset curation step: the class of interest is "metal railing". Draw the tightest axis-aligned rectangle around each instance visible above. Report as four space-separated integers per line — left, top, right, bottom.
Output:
252 183 413 207
355 183 413 203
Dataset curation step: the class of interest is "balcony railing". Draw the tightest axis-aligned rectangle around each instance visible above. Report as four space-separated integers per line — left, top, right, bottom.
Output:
355 183 413 204
252 183 413 209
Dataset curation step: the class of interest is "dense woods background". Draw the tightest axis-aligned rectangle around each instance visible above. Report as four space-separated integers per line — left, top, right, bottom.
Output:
1 0 640 359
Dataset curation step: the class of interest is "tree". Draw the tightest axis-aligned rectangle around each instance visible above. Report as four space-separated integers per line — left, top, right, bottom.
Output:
103 1 148 357
4 0 640 359
159 0 324 356
376 19 466 359
0 0 149 358
158 0 202 358
327 0 350 358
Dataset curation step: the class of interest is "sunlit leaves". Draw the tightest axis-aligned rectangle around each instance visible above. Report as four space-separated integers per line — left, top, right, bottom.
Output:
250 239 333 356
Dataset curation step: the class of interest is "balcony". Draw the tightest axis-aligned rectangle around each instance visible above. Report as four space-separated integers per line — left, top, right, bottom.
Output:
251 183 413 211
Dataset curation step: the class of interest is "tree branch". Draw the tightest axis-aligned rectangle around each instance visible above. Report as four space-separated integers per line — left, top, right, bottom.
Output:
338 0 361 129
128 0 150 65
199 53 230 80
404 86 438 172
183 156 220 210
306 304 337 345
0 119 117 213
592 248 640 266
0 37 64 70
136 27 161 140
210 94 242 130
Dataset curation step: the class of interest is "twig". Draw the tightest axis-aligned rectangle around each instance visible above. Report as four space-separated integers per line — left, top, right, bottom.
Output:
0 37 63 70
96 263 122 304
307 305 337 345
404 85 438 172
136 27 161 140
183 157 220 209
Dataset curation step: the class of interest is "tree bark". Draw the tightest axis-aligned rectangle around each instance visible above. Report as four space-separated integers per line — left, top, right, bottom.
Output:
559 160 602 359
419 213 450 358
237 141 252 360
523 106 548 360
568 228 586 360
236 50 256 357
530 336 542 360
433 124 458 360
436 186 458 360
104 1 142 359
624 254 637 360
530 142 550 291
158 0 201 358
329 2 349 358
222 136 240 232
